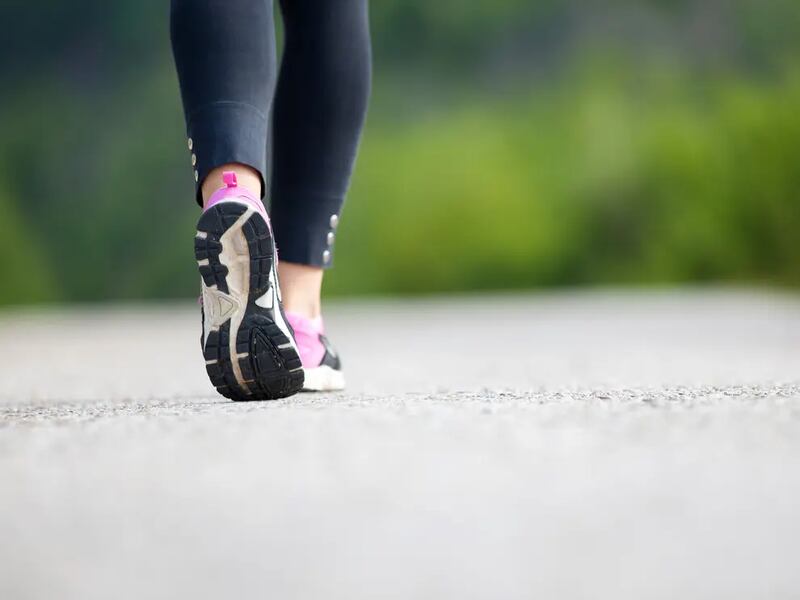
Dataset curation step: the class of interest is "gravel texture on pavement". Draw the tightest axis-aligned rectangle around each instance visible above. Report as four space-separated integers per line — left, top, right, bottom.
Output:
1 290 799 599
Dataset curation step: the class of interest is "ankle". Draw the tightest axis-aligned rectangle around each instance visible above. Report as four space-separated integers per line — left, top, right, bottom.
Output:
278 262 323 319
201 163 262 207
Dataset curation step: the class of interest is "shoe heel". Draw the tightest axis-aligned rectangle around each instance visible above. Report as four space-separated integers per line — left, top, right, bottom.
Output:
196 201 303 401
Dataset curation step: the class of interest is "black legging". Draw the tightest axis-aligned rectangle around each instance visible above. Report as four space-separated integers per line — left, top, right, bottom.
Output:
170 0 371 267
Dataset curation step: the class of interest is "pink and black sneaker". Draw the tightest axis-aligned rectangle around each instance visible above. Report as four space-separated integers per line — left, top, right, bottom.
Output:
286 312 345 391
195 172 304 400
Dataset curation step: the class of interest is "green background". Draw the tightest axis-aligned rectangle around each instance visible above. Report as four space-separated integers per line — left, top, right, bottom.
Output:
1 0 798 305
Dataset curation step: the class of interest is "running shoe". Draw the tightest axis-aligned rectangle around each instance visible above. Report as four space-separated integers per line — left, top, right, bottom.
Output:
286 312 345 391
195 171 304 400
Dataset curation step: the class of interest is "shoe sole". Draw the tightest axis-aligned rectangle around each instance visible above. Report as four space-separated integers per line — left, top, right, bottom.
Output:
195 201 304 401
302 365 346 392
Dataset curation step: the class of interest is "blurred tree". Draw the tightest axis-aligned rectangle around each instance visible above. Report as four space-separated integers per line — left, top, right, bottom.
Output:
0 0 798 304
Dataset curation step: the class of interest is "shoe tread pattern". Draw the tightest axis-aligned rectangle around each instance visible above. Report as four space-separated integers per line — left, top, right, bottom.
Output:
196 202 303 401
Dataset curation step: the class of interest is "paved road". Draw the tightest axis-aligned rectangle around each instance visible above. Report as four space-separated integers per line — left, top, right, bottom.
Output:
1 290 799 599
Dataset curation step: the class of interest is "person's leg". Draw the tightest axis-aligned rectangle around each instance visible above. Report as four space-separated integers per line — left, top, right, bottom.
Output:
171 0 304 400
271 0 372 319
170 0 276 203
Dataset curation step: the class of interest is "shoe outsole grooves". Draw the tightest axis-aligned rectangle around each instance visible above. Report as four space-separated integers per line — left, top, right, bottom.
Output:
195 202 304 401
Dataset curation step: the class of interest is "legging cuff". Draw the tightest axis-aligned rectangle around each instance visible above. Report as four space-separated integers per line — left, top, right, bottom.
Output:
270 188 344 268
185 102 268 205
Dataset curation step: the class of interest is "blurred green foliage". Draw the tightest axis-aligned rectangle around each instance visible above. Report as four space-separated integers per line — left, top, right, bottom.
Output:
0 0 798 304
331 65 800 294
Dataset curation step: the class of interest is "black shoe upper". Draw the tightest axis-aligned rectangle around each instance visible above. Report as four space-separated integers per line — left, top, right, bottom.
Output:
318 334 341 370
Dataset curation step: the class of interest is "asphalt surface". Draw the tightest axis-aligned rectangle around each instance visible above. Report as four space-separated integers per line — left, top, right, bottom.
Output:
1 290 799 599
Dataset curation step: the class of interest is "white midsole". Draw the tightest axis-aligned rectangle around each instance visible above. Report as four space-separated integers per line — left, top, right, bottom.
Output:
217 209 254 393
302 365 346 392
